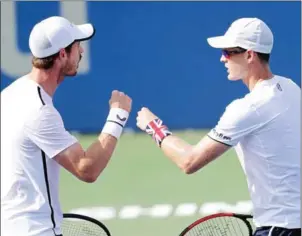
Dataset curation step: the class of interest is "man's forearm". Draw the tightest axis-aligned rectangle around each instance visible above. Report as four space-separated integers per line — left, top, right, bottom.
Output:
161 135 194 171
83 133 118 178
54 97 131 183
136 108 230 175
160 135 230 174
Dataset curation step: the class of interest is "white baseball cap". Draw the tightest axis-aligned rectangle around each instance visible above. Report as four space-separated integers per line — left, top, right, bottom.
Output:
207 18 274 54
29 16 95 58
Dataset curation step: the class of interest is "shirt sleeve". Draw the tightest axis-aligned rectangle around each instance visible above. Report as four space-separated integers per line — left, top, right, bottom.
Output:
207 99 262 146
25 104 78 158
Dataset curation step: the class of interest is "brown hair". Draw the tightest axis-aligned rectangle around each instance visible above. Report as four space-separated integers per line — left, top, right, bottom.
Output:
32 42 74 69
236 47 270 64
256 52 270 64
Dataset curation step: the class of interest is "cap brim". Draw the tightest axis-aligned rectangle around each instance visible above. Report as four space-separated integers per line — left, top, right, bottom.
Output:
207 36 237 49
75 23 95 41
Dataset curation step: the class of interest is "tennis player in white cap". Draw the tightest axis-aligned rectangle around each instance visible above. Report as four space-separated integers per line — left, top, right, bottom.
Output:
136 18 300 236
1 16 132 236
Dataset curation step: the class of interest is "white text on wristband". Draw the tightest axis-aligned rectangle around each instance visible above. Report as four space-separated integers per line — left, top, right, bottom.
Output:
145 118 172 147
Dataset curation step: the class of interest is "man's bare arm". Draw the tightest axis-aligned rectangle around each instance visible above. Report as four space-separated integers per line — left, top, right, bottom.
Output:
161 135 230 174
54 133 117 182
54 90 132 183
136 107 230 174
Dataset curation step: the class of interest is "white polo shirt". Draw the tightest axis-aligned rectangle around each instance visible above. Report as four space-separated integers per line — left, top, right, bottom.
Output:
1 76 78 236
208 75 301 228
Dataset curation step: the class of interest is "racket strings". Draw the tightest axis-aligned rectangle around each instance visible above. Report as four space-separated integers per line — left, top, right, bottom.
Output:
62 218 109 236
187 216 250 236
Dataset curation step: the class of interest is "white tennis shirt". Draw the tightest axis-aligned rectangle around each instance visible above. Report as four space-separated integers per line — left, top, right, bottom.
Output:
1 76 78 236
208 75 300 228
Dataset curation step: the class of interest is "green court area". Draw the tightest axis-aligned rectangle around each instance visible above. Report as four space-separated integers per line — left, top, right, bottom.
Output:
59 130 251 236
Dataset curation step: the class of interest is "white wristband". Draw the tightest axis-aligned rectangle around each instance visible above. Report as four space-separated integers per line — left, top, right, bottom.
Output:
102 108 129 139
106 108 129 127
102 122 124 139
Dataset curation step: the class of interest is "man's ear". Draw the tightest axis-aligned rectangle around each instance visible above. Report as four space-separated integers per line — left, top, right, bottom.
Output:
58 48 66 59
246 50 255 63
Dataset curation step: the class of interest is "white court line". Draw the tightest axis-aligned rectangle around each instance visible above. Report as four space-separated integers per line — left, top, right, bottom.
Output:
69 200 253 221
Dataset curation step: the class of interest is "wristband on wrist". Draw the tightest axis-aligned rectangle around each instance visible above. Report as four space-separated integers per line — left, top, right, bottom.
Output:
145 118 172 147
102 108 129 139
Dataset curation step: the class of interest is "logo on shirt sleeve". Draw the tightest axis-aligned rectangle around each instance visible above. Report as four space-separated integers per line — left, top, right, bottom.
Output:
212 128 232 141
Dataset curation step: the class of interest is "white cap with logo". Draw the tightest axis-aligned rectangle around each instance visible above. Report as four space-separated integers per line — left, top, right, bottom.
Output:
29 16 95 58
207 18 274 54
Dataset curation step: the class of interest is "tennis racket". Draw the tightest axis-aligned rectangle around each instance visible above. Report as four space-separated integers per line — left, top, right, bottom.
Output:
62 213 111 236
179 213 253 236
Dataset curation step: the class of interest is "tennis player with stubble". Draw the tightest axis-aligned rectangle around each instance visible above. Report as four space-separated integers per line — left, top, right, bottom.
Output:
1 16 132 236
136 18 300 236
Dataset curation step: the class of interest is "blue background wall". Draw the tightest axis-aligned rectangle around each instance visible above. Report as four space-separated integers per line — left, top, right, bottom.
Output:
1 2 301 132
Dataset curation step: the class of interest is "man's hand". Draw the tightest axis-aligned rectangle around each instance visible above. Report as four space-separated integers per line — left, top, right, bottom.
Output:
109 90 132 113
136 107 158 131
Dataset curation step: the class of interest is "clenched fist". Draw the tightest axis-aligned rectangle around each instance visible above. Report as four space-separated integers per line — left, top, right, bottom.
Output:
136 107 158 131
109 90 132 113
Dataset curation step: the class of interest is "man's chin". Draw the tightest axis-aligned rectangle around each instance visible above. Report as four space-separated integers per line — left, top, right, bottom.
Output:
65 71 78 77
227 74 242 81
